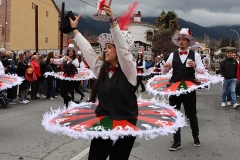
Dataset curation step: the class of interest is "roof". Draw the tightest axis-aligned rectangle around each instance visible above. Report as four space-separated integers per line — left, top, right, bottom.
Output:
131 21 156 28
51 0 60 14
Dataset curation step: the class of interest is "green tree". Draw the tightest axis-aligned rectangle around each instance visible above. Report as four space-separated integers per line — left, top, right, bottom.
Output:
156 10 180 31
231 37 236 47
226 37 230 46
220 37 227 47
152 28 178 57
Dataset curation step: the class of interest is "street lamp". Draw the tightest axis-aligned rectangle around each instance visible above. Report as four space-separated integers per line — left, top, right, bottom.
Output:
230 29 240 54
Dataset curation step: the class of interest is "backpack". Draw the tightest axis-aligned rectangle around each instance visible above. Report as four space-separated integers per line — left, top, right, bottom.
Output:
0 90 8 107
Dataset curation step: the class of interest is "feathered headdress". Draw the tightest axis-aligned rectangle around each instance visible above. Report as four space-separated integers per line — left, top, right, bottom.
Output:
117 2 138 30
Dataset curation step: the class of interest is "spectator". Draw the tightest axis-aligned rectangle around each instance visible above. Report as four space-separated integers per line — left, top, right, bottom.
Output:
17 53 30 104
29 55 41 100
220 49 239 109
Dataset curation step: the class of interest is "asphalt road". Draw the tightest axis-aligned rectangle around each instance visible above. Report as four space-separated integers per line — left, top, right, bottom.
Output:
0 82 240 160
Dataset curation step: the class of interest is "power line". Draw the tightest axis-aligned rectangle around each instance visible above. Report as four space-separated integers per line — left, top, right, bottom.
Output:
79 0 97 8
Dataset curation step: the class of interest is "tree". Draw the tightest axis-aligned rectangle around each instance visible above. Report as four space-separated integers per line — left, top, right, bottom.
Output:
152 28 178 57
226 37 230 46
220 37 227 47
156 10 180 31
231 37 236 47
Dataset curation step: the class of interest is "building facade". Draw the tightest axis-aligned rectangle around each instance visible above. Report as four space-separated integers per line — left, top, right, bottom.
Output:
128 11 158 59
0 0 67 54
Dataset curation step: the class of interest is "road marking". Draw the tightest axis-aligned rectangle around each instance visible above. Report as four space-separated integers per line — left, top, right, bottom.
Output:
70 147 90 160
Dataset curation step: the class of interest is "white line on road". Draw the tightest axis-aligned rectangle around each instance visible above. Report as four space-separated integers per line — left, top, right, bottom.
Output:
70 147 90 160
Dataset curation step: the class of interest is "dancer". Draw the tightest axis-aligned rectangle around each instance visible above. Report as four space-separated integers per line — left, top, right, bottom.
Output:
70 3 138 160
51 45 83 108
136 53 146 92
164 28 205 151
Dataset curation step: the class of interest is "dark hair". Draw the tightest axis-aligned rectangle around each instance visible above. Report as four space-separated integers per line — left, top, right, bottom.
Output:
66 49 76 60
89 62 130 106
46 57 51 64
89 45 131 105
136 54 143 61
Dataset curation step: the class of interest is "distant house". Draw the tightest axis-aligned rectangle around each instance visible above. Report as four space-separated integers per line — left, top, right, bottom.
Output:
0 0 67 54
128 11 158 58
214 46 237 55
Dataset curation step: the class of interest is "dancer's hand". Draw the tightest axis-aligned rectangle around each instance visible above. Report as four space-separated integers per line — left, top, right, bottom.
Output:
103 1 114 19
69 13 82 35
164 62 172 67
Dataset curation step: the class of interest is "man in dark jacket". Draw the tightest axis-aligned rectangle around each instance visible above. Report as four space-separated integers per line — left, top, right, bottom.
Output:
220 49 239 109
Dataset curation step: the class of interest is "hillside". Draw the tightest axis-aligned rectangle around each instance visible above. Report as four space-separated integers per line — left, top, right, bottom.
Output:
73 13 240 40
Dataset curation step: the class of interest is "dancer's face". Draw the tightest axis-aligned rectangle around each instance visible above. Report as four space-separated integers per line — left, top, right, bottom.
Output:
68 49 74 57
178 37 190 50
104 44 117 66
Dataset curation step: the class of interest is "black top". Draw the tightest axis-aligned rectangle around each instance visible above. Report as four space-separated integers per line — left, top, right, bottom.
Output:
220 58 238 79
170 50 196 83
96 67 138 120
63 62 77 76
136 59 144 72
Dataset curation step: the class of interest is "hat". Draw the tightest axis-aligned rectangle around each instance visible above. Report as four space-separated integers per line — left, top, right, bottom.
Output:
92 0 110 21
172 28 196 47
60 11 76 34
98 31 134 50
77 51 82 55
226 49 233 53
64 44 78 55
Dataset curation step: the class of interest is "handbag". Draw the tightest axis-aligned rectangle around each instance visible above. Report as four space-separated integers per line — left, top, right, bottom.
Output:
26 67 33 74
25 69 37 82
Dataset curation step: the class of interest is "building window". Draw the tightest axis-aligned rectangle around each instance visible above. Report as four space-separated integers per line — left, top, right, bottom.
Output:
32 3 36 9
146 32 153 41
45 37 48 43
46 11 49 17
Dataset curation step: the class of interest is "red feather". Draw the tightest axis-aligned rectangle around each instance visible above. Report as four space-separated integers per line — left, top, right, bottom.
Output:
117 1 138 30
98 0 106 14
188 28 192 36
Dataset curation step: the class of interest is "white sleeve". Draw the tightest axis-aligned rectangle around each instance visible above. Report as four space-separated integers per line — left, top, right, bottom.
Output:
194 53 206 74
0 61 5 75
71 58 79 68
80 62 85 69
53 57 64 65
110 26 137 86
74 33 103 78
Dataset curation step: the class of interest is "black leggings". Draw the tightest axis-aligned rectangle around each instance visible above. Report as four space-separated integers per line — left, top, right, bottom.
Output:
70 81 84 100
88 136 136 160
60 80 75 108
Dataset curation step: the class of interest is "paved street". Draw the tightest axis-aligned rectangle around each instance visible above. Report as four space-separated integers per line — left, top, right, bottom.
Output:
0 82 240 160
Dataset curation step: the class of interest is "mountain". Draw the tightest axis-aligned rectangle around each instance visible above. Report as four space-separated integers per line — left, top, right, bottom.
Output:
73 14 240 40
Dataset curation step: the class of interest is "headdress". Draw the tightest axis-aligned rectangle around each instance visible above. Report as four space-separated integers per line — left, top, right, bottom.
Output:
64 44 78 55
97 1 138 50
172 28 196 47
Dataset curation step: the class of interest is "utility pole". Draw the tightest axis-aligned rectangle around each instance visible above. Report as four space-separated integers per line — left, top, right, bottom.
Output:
59 2 65 55
35 5 38 53
4 0 7 48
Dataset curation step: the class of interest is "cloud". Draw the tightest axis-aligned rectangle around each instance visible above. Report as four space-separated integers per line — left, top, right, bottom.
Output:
54 0 240 27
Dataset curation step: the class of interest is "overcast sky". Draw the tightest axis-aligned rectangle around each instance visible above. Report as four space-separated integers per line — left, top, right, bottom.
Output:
54 0 240 27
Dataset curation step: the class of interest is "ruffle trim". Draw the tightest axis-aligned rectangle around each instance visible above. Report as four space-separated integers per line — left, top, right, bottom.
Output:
44 68 96 81
0 74 24 91
42 98 187 140
146 73 224 97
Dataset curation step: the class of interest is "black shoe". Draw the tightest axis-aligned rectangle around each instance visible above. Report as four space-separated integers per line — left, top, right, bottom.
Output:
83 90 88 93
169 142 181 151
140 89 145 92
193 137 201 147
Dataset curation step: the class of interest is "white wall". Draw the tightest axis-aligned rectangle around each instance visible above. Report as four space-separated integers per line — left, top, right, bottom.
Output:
128 24 155 45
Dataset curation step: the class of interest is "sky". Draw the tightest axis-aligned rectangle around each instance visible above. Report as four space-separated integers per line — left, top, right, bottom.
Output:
54 0 240 27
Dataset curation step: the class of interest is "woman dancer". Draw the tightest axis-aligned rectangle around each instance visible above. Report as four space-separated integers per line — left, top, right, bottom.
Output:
51 46 84 108
70 3 138 160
